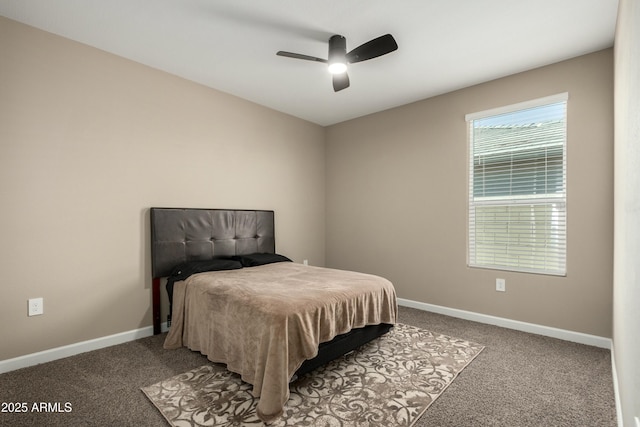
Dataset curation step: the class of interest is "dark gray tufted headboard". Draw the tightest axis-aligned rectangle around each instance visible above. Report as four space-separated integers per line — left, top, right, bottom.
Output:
150 208 275 278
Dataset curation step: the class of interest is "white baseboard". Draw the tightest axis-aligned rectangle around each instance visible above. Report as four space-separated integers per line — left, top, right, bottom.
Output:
610 346 624 427
1 301 611 374
397 298 612 349
0 322 169 374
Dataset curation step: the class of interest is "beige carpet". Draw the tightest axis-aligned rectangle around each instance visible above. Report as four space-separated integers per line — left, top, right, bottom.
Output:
142 323 484 426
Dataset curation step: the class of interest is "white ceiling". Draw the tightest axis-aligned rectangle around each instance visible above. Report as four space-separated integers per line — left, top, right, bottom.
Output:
0 0 619 126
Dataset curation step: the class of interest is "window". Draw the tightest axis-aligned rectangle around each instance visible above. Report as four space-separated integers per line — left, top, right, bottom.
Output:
466 93 567 275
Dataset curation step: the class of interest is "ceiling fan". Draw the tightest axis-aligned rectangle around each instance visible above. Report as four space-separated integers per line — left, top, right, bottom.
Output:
276 34 398 92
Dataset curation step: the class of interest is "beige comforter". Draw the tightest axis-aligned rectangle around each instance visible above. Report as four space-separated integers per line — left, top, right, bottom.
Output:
164 262 397 423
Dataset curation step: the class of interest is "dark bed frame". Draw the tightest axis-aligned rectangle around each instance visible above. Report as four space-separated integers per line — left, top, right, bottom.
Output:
150 207 392 377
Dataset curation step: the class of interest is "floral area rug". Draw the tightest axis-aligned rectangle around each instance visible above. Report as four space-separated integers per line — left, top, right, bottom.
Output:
142 323 484 426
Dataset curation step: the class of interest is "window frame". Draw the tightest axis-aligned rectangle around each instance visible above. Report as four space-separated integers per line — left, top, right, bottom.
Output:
466 93 568 276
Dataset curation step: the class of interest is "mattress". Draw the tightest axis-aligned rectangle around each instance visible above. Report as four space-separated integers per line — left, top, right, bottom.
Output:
164 261 397 423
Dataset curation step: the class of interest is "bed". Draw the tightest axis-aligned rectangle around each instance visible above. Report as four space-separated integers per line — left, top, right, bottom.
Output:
150 208 397 423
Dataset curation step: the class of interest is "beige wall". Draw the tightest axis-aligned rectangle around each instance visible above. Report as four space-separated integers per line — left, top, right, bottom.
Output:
613 0 640 425
326 49 614 338
0 17 326 360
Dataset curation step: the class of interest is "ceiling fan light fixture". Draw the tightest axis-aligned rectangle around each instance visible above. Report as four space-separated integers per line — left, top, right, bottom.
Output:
327 34 348 75
328 61 347 74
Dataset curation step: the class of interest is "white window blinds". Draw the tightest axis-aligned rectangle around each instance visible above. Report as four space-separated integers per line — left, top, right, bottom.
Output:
466 93 568 275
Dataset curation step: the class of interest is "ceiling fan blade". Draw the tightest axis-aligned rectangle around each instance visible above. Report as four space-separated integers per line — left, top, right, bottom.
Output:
276 51 327 63
346 34 398 64
333 72 350 92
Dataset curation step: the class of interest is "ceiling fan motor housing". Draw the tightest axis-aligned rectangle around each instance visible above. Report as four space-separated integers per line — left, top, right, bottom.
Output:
328 35 347 68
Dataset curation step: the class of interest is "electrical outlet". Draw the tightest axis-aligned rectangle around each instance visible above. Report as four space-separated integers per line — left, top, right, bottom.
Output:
28 298 44 316
496 278 506 292
303 259 308 266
